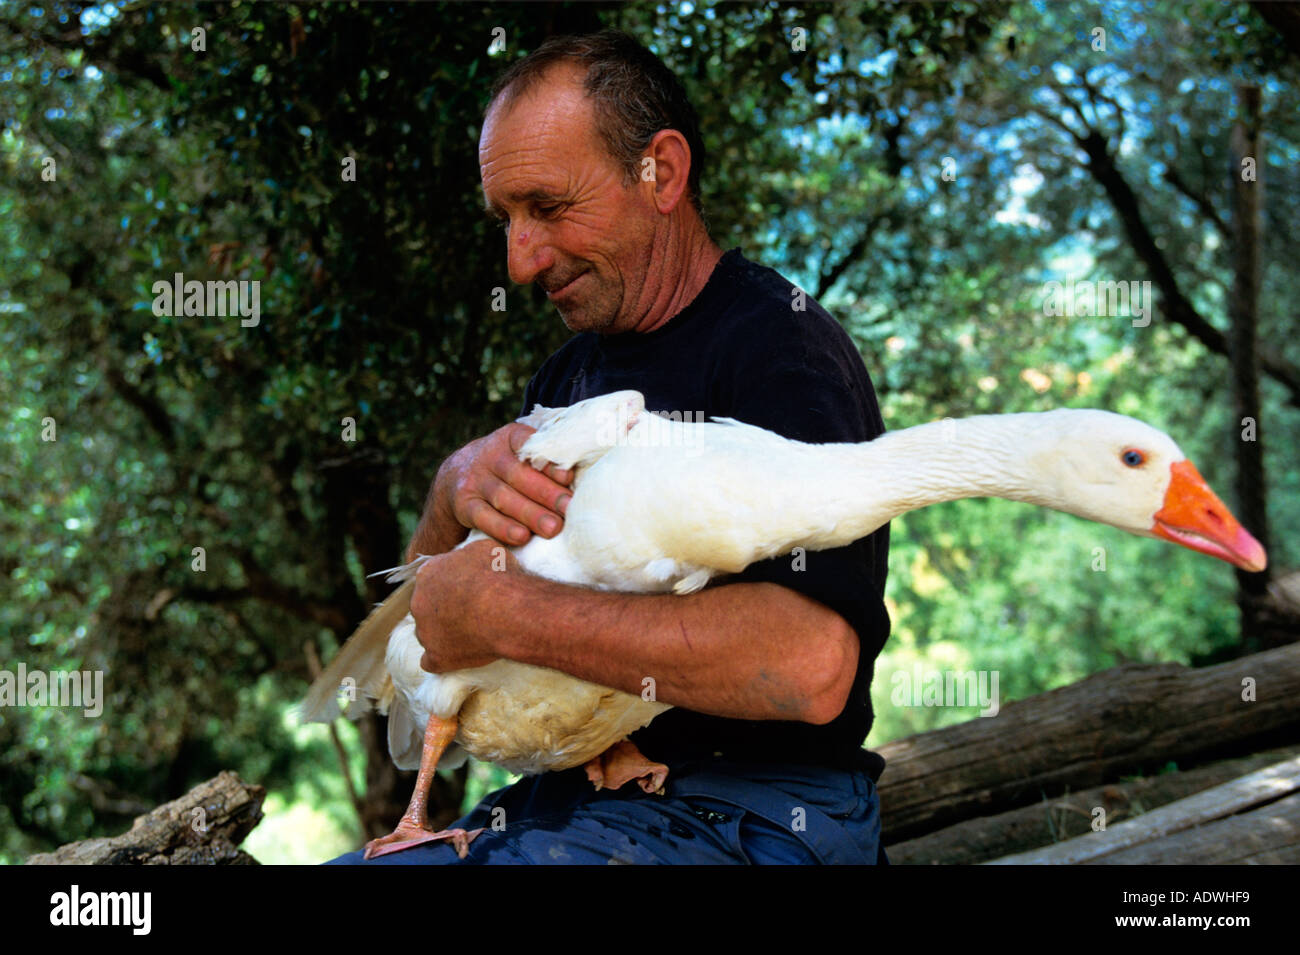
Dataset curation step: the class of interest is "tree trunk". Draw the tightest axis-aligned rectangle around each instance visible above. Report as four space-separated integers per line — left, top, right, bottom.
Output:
1250 0 1300 56
1229 83 1272 649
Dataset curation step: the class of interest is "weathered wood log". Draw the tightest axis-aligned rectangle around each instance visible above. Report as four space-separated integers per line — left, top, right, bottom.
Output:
1080 792 1300 864
25 771 264 865
889 744 1300 865
986 754 1300 864
876 642 1300 844
1251 569 1300 650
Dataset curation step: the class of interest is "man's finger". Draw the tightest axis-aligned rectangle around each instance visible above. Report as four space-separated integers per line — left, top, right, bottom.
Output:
541 462 574 485
484 475 564 538
463 496 532 546
489 452 568 519
502 423 572 486
506 423 536 453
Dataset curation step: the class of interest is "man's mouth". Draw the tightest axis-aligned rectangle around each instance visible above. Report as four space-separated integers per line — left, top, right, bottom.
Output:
546 271 587 300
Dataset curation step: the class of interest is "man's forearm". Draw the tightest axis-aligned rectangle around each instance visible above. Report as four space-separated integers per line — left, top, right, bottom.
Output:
405 449 474 562
482 573 859 725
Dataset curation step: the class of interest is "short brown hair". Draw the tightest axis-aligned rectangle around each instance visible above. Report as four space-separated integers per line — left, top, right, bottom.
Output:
488 30 706 214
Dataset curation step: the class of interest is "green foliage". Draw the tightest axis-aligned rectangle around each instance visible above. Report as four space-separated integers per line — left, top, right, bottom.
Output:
0 0 1295 859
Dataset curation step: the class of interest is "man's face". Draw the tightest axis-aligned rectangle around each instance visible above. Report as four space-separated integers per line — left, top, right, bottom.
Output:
479 68 659 333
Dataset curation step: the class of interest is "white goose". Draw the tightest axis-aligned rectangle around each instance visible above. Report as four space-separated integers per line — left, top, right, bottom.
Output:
302 389 1266 858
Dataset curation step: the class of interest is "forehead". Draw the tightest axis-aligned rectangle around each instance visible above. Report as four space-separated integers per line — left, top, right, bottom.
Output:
479 67 609 207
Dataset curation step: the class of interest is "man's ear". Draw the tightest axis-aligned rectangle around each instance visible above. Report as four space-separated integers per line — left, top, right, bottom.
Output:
641 129 692 214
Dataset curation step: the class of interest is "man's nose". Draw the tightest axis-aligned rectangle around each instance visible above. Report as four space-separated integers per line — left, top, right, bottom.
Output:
507 222 555 287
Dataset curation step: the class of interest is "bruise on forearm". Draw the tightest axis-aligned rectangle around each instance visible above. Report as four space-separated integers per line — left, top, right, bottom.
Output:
749 668 816 719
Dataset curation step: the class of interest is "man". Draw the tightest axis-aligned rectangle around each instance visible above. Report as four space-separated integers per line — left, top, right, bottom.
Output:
329 30 891 865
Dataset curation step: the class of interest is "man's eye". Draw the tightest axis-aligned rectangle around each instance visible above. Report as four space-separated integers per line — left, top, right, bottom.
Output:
536 203 563 218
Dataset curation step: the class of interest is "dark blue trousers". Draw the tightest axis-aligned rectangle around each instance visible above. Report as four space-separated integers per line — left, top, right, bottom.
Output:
324 758 886 865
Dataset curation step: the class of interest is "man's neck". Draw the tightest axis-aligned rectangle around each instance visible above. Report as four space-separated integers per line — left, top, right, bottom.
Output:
629 226 725 335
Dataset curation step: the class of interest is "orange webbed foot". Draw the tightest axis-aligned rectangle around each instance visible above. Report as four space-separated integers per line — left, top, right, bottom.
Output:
363 821 485 860
584 740 669 794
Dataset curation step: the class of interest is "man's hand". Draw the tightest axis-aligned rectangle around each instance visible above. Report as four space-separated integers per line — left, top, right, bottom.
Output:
407 422 575 560
439 423 574 546
412 539 518 674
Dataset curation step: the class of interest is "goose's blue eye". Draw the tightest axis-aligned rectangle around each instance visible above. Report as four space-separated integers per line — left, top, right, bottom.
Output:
1122 449 1145 467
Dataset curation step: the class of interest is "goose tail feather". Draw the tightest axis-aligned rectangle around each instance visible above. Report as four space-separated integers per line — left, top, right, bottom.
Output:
300 576 417 723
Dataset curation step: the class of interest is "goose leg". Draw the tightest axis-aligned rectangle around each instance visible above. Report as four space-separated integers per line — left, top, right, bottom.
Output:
364 713 483 860
584 739 670 794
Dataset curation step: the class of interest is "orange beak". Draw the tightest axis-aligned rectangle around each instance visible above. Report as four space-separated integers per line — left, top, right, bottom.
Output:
1151 460 1267 572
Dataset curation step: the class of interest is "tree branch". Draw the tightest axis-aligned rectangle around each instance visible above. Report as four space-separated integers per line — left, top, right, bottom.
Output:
1163 165 1229 237
1026 95 1300 408
816 207 898 300
99 362 178 453
305 640 366 832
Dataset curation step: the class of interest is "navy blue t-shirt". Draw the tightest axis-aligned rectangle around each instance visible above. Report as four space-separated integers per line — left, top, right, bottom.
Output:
521 248 890 776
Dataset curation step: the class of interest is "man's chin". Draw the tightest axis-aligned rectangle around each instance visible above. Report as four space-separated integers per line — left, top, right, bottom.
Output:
557 305 618 334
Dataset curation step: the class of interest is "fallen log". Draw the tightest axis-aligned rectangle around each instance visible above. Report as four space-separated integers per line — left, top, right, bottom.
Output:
876 642 1300 844
889 743 1300 865
25 771 264 865
985 754 1300 864
1077 792 1300 864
